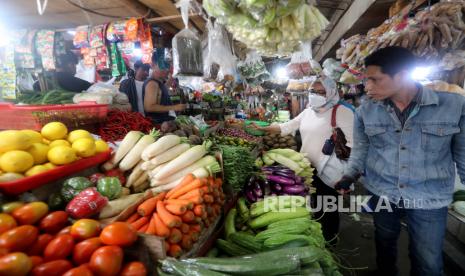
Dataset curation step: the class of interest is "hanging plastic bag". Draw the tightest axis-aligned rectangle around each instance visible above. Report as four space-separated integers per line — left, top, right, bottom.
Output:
215 23 237 81
173 0 203 77
237 50 268 80
285 41 314 79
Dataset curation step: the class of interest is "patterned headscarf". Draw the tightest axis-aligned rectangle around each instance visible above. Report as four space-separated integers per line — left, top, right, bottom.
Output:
311 77 340 113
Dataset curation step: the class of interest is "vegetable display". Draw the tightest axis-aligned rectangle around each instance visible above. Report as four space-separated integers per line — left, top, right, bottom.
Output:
98 110 154 143
263 133 297 151
219 145 255 192
16 90 76 105
256 149 314 183
0 201 147 276
203 0 328 56
122 174 225 257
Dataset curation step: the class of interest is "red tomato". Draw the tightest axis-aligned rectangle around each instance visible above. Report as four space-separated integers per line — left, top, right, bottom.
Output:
57 226 71 236
31 260 73 276
100 222 137 247
0 248 8 257
0 252 32 276
29 256 43 269
43 234 75 261
27 233 54 256
39 211 69 233
0 225 38 251
0 214 17 235
105 169 126 185
89 245 123 276
72 237 102 265
120 262 147 276
63 265 94 276
71 219 101 240
11 202 48 225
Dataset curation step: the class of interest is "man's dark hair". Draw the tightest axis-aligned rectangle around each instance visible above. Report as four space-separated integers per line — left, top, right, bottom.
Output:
364 46 418 77
134 60 150 71
57 51 78 68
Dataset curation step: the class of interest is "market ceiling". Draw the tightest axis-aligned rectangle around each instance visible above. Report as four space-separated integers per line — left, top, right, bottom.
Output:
0 0 400 60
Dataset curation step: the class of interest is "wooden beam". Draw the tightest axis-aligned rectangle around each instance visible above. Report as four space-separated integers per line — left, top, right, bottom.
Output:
146 13 200 23
314 0 376 62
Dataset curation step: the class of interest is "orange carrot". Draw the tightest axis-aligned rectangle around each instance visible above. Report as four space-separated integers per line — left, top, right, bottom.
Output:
182 195 203 205
168 228 182 244
180 223 190 234
201 178 208 186
145 216 157 235
166 174 196 198
181 234 193 250
153 213 170 238
190 224 201 233
165 204 187 216
181 210 195 223
137 223 149 233
169 179 204 199
168 243 183 258
193 204 206 217
164 199 194 209
137 192 166 217
203 194 214 204
157 201 182 228
131 217 149 230
126 212 140 223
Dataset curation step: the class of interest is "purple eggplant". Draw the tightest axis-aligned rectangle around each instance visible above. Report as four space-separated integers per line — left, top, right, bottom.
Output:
253 182 264 198
283 184 306 194
245 189 257 202
273 171 296 179
271 183 282 192
262 180 271 196
295 176 304 183
266 175 295 185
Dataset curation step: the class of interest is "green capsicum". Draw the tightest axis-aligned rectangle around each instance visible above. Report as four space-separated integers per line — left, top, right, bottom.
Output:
60 177 94 202
97 177 122 200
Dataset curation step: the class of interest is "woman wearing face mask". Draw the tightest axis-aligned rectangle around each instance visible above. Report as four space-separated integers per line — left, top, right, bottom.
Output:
255 77 355 244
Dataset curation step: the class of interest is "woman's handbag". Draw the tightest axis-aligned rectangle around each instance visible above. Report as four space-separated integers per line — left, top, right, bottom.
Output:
330 105 351 160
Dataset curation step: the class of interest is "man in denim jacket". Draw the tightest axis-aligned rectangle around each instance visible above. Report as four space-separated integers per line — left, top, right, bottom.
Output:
336 47 465 275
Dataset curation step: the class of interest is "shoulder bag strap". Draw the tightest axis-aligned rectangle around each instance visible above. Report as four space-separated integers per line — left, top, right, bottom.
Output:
331 104 340 128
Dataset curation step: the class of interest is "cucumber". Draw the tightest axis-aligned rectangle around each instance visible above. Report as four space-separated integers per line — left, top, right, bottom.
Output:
264 234 325 249
207 247 219 257
250 196 307 217
271 238 310 250
225 208 237 238
237 197 250 221
229 232 262 252
161 258 228 276
267 217 313 229
184 254 300 276
216 239 252 256
249 207 310 229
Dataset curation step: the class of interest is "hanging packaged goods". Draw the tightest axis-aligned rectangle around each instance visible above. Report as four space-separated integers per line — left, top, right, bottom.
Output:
203 0 328 56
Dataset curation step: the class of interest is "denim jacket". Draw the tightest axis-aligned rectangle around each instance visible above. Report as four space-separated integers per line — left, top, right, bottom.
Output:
346 85 465 209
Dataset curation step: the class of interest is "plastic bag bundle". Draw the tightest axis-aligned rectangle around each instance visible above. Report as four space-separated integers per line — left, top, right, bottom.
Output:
322 58 345 81
173 0 203 77
286 41 315 79
237 50 270 83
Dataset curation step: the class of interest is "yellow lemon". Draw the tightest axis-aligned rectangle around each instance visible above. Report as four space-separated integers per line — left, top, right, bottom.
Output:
67 129 93 144
95 140 109 153
43 162 57 170
25 165 48 177
47 146 76 165
27 143 49 165
49 139 71 148
20 130 43 144
41 122 68 141
0 130 32 153
72 138 96 158
0 150 34 173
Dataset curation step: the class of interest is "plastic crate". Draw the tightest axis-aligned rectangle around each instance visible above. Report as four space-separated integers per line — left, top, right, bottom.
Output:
0 150 111 195
0 102 108 131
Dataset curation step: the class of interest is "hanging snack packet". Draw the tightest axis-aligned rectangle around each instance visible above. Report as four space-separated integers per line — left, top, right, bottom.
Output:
125 18 139 41
73 26 90 48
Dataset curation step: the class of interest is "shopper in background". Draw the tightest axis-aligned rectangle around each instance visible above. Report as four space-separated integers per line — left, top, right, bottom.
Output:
255 76 354 244
143 55 186 124
55 51 92 92
119 61 150 115
335 46 465 276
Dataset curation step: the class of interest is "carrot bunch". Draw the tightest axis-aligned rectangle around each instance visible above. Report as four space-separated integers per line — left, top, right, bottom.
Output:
124 174 225 257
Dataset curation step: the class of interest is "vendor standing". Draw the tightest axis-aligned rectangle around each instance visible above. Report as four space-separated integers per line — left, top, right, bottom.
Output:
55 52 92 92
143 55 186 124
255 77 354 243
119 61 150 115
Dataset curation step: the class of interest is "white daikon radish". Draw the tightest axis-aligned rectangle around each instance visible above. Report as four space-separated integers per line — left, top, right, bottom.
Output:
150 157 218 187
148 162 169 178
150 143 190 166
119 130 159 171
151 177 183 194
191 162 222 178
98 193 144 219
141 161 157 171
141 135 181 161
103 131 143 171
155 141 212 180
126 160 145 187
133 172 149 189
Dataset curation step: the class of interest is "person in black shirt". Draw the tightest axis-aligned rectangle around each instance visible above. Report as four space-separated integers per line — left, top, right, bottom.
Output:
55 52 92 92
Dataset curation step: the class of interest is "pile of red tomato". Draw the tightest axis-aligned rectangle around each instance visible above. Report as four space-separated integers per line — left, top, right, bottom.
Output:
0 201 147 276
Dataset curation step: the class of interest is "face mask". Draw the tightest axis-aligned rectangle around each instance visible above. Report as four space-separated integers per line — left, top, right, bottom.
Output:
309 94 327 108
